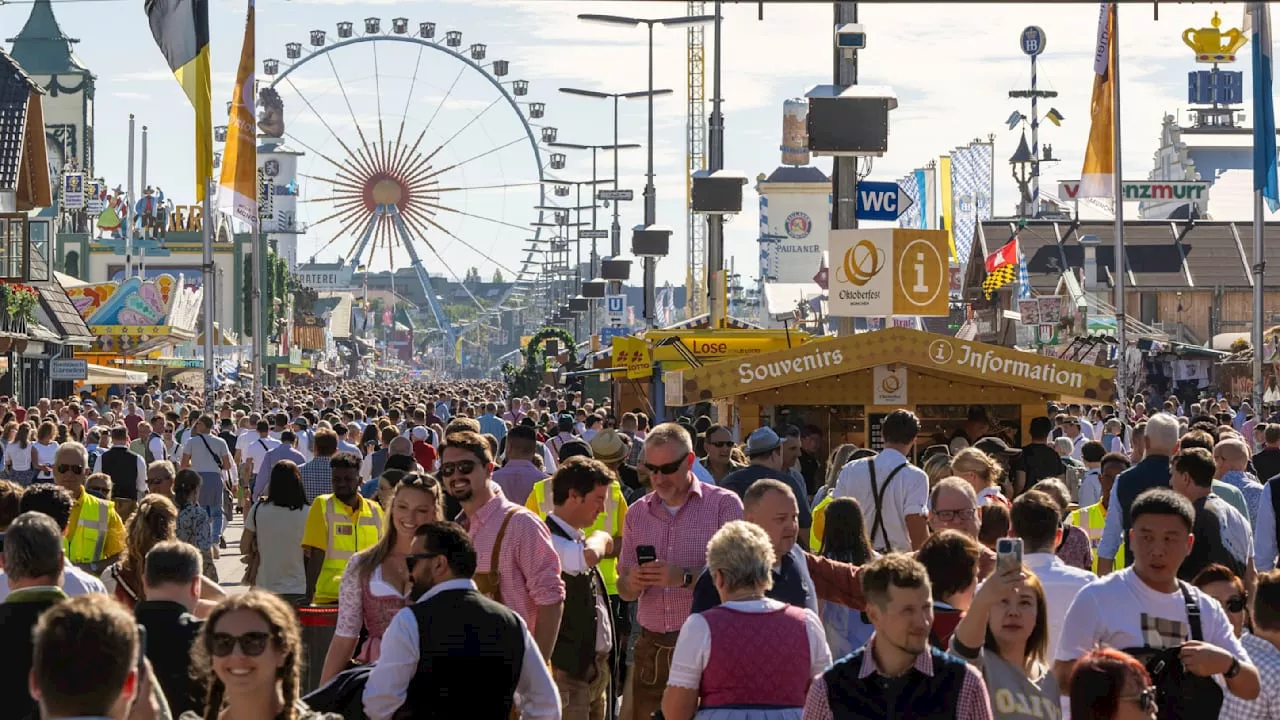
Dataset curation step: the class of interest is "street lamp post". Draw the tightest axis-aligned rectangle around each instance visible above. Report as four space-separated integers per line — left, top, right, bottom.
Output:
576 12 716 326
547 142 640 280
558 89 670 296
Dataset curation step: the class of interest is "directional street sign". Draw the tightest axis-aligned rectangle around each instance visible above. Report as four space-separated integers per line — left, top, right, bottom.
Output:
606 294 626 324
598 189 634 201
580 229 609 239
855 180 915 222
600 326 627 345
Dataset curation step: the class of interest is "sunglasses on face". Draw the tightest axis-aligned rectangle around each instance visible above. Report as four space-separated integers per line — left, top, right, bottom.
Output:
1120 687 1157 713
146 476 169 485
643 456 688 476
438 461 477 478
56 464 84 474
210 631 271 657
1224 594 1248 613
706 440 733 448
405 552 442 571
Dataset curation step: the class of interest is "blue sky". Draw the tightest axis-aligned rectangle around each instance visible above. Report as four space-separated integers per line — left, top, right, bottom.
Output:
4 0 1266 289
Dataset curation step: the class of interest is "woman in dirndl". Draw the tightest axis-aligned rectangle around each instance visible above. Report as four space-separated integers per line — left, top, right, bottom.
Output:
662 521 832 720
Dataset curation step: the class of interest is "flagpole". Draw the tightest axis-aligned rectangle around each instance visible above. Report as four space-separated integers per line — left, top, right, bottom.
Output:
252 210 263 411
203 175 215 412
1110 3 1127 421
126 114 135 279
1256 189 1265 412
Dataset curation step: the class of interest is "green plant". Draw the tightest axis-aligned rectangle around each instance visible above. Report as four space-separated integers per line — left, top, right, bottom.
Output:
4 284 37 323
503 326 576 397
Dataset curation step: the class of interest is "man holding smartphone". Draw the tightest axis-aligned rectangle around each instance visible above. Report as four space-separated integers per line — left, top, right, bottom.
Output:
617 423 743 720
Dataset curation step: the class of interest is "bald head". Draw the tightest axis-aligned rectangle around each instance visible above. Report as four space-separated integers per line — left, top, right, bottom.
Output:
388 436 414 456
1214 438 1250 473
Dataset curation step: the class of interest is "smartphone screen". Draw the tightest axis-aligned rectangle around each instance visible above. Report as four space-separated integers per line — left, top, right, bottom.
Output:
996 537 1023 574
636 544 657 565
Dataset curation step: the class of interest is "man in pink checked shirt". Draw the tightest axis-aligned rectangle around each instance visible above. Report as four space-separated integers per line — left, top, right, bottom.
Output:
617 423 744 720
801 554 992 720
442 430 566 659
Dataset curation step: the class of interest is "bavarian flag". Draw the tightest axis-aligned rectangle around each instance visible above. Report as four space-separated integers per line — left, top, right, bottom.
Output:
146 0 213 202
982 237 1019 299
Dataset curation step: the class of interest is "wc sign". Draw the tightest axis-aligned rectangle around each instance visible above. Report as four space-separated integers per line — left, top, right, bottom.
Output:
606 295 626 324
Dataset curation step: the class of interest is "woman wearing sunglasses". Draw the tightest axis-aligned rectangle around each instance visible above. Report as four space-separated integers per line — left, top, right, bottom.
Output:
1068 647 1158 720
184 590 342 720
317 472 443 688
1192 563 1251 637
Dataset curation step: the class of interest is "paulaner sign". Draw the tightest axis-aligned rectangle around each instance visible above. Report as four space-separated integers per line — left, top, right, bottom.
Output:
942 342 1084 390
739 346 846 384
1057 180 1210 202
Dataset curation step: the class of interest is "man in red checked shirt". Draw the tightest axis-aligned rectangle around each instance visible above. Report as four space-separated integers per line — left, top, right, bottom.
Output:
617 423 744 720
801 554 992 720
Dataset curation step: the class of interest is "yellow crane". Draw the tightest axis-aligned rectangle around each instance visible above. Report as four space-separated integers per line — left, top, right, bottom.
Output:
685 0 708 319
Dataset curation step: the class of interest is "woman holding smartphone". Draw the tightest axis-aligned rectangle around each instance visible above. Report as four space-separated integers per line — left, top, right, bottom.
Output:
948 554 1060 720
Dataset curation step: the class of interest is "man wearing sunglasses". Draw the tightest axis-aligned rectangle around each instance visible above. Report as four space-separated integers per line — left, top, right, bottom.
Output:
442 430 565 661
55 442 125 575
699 425 743 484
1223 569 1280 717
363 521 560 720
617 423 744 720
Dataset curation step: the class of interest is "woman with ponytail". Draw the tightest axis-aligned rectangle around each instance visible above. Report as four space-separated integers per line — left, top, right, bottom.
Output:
184 590 341 720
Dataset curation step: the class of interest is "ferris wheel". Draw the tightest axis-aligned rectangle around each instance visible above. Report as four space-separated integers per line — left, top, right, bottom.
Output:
260 17 564 351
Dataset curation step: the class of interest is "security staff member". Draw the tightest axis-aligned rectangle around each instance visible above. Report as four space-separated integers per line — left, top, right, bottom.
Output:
302 451 384 604
55 442 126 573
94 425 147 524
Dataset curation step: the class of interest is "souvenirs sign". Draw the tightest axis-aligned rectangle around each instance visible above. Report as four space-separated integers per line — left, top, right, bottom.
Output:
674 327 1115 404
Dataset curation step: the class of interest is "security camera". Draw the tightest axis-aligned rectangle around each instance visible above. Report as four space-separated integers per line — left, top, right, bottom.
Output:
835 23 866 51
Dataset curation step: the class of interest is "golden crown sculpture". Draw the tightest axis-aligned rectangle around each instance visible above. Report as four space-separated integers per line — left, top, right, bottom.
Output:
1182 11 1248 64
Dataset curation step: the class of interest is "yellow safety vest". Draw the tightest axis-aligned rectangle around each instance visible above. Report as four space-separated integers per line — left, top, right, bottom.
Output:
1067 502 1123 575
808 495 833 552
316 495 384 604
67 492 110 564
525 479 623 595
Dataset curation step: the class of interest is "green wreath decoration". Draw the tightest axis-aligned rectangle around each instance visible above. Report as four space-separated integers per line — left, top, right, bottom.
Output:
502 326 577 397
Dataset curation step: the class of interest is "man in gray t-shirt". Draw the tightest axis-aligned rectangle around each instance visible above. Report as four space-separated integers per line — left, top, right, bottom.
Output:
180 414 235 545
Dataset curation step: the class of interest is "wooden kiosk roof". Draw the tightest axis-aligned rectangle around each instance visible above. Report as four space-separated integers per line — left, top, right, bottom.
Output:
672 327 1115 406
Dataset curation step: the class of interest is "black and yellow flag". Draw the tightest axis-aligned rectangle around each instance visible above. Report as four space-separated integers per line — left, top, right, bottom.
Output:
145 0 213 201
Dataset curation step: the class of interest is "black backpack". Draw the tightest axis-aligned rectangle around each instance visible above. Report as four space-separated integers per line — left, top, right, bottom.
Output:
1122 581 1224 720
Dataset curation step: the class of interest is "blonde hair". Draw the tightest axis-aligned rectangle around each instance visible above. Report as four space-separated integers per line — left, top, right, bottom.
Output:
644 422 692 456
706 520 775 594
923 453 954 486
825 444 859 489
952 447 1000 488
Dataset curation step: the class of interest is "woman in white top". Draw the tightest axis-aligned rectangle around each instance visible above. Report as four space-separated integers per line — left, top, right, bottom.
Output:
953 447 1011 508
317 470 443 687
5 422 34 485
243 461 309 602
32 421 58 481
663 521 831 720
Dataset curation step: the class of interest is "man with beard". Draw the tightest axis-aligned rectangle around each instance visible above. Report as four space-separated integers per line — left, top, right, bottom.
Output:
362 521 561 720
442 430 565 660
301 452 385 605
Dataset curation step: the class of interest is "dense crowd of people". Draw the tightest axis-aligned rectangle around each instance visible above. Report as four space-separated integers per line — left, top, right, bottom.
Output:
5 382 1280 719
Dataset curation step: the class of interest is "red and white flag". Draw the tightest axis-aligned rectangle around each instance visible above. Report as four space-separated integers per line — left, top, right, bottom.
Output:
984 238 1018 272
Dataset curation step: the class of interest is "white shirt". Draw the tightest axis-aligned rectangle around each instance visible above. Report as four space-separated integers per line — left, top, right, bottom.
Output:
666 597 831 690
146 434 168 462
93 450 148 500
1078 467 1102 509
0 557 107 600
240 435 280 476
1055 567 1249 664
1023 551 1095 660
833 447 929 552
5 441 32 471
547 513 613 654
362 578 561 720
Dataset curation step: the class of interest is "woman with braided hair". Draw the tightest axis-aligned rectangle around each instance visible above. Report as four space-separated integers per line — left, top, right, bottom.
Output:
184 590 341 720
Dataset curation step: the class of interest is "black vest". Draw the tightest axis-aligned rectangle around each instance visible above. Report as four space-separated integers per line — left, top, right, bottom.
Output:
144 433 165 464
404 587 525 719
102 446 140 501
370 448 389 481
1116 455 1171 566
546 515 608 680
824 646 968 720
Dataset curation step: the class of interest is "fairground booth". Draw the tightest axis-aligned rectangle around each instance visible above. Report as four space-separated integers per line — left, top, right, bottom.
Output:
668 327 1116 450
